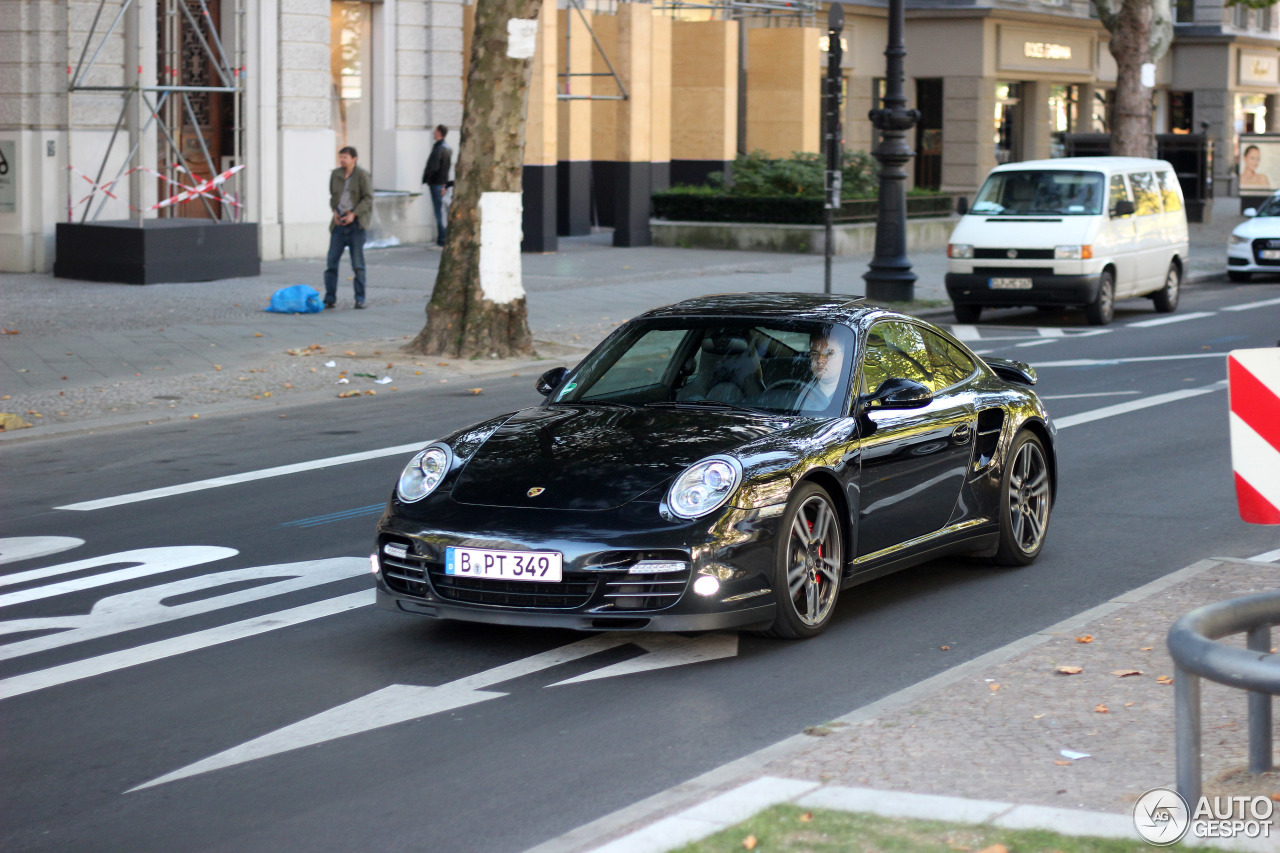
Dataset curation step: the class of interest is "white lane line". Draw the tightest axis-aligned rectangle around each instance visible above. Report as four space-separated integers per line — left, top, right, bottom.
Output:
0 537 84 566
949 324 981 341
1035 352 1228 368
56 442 425 512
1055 383 1223 430
1249 547 1280 563
1015 339 1057 348
1223 297 1280 312
1125 311 1217 328
1038 391 1140 401
0 591 372 700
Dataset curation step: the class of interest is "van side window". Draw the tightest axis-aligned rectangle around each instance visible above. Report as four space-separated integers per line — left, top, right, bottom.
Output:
1109 174 1131 216
1158 171 1184 212
1129 172 1163 215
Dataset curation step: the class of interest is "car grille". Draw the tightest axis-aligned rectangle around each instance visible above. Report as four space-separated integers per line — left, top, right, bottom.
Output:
427 568 598 608
973 266 1052 278
1252 238 1280 265
973 248 1055 260
381 547 433 598
603 567 691 611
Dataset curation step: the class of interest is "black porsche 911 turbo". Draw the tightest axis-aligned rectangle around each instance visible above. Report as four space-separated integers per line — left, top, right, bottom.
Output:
373 293 1056 639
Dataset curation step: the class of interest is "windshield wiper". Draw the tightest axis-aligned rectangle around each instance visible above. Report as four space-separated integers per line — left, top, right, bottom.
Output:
646 400 767 414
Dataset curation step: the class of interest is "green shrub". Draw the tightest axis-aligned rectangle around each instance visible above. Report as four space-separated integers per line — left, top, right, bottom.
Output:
693 149 879 200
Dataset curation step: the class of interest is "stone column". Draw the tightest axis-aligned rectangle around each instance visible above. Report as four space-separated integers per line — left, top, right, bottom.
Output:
746 26 822 156
522 1 557 252
941 76 997 194
670 20 738 187
557 6 593 236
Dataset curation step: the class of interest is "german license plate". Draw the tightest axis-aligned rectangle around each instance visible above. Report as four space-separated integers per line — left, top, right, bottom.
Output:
1260 250 1280 260
990 277 1033 290
444 546 563 582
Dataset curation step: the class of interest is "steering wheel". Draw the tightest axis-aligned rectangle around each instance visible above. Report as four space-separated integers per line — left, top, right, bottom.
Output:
764 378 810 394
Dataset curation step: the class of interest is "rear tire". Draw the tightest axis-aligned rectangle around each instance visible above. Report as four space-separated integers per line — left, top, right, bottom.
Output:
993 431 1052 566
1084 269 1115 326
764 483 843 639
1152 262 1180 313
1228 270 1253 283
953 304 982 323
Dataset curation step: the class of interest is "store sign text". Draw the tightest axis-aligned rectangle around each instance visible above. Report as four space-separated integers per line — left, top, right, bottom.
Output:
1025 42 1072 60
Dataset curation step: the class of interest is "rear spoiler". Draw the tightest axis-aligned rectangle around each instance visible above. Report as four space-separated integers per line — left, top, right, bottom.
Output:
983 357 1037 386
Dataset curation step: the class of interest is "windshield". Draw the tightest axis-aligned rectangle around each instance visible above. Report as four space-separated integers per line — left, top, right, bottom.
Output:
552 319 856 418
971 170 1105 216
1257 194 1280 217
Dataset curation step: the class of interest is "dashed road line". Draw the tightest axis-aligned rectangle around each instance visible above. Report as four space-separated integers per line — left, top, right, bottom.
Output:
1125 311 1217 328
1054 382 1224 429
1223 296 1280 312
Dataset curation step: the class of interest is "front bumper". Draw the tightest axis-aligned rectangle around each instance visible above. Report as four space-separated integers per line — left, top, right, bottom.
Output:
373 496 783 632
946 272 1101 306
1227 238 1280 273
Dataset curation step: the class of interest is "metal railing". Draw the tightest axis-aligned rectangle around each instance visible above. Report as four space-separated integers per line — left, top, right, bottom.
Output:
1167 591 1280 805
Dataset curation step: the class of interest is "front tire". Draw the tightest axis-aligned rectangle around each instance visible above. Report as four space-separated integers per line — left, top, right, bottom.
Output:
764 483 843 639
1152 262 1180 313
994 431 1052 566
1084 269 1115 326
1228 270 1253 283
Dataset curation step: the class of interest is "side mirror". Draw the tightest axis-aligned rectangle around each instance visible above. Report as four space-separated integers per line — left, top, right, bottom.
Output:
860 377 933 410
1244 207 1258 218
1112 200 1135 217
956 196 969 216
535 366 569 397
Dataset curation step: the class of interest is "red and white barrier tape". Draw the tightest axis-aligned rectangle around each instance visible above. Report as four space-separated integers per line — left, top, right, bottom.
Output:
66 164 244 213
1228 348 1280 525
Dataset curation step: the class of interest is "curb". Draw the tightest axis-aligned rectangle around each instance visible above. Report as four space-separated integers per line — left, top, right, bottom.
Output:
527 554 1280 853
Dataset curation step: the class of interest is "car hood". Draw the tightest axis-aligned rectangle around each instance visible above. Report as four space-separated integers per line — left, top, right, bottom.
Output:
1232 216 1280 240
950 214 1094 247
450 405 790 510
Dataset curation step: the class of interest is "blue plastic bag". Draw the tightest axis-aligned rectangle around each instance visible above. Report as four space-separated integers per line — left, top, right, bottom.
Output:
265 284 324 314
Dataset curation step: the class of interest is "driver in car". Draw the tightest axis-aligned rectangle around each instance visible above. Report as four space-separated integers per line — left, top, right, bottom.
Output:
799 334 846 411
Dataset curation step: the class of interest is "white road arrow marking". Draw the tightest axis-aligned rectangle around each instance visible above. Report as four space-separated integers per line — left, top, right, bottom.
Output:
0 546 237 604
547 632 739 686
0 537 85 566
127 632 740 791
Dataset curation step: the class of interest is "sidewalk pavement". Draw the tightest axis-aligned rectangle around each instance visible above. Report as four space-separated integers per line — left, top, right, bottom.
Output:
0 215 1247 439
533 552 1280 853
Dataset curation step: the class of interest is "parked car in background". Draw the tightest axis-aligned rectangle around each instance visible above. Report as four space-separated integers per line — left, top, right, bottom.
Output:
946 157 1189 326
1227 190 1280 282
374 294 1057 640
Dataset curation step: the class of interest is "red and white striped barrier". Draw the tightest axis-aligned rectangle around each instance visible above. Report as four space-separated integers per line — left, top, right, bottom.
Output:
1228 347 1280 525
67 164 244 215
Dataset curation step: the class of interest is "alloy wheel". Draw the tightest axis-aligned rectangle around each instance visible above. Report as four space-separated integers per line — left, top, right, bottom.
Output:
785 495 842 626
1006 439 1051 555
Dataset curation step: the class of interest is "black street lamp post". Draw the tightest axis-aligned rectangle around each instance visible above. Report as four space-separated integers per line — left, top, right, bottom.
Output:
823 3 844 294
863 0 920 303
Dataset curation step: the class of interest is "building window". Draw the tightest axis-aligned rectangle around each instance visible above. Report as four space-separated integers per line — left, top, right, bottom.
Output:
995 82 1022 164
1049 84 1079 157
1173 0 1194 24
1262 5 1273 31
1234 4 1252 29
1169 91 1194 133
331 1 373 166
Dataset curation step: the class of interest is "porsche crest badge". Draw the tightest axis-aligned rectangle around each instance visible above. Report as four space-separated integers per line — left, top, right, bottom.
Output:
527 487 545 497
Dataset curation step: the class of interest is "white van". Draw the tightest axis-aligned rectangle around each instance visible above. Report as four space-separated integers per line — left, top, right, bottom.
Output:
945 157 1189 325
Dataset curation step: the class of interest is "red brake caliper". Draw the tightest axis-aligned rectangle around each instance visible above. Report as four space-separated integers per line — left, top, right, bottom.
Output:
808 519 822 584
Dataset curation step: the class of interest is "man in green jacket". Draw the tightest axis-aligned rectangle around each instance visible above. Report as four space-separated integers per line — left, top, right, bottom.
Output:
324 146 374 309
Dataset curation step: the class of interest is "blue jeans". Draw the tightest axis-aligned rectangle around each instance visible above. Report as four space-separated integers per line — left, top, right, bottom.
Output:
324 222 366 304
428 184 447 245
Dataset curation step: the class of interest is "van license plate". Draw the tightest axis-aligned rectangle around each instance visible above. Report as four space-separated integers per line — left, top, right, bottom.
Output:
990 277 1033 290
1260 250 1280 260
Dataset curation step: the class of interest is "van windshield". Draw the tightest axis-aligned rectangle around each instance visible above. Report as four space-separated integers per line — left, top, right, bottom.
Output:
970 170 1106 216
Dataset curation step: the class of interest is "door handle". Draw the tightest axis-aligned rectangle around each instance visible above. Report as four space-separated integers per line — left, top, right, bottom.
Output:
951 423 973 445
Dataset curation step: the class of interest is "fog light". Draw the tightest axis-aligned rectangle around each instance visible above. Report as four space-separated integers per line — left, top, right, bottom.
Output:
370 554 380 575
629 560 689 574
693 576 720 596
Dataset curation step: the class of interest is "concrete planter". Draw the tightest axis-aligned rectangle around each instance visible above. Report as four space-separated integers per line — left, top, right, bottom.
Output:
650 216 957 255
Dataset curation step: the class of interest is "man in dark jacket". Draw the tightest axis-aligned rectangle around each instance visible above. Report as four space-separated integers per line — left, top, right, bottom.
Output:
421 125 452 247
324 146 374 309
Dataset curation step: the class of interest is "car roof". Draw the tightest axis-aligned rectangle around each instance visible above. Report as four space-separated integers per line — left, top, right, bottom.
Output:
990 156 1172 173
639 292 877 325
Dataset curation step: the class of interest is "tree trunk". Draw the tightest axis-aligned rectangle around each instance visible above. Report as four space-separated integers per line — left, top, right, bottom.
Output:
1108 0 1155 157
406 0 541 359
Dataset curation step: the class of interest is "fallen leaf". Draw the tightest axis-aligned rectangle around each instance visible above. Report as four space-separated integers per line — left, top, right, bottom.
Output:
799 812 813 822
386 363 393 369
437 362 449 366
742 836 757 851
1156 675 1174 685
263 391 273 398
1033 713 1046 719
1125 702 1135 707
191 414 199 419
1095 704 1109 713
345 350 356 356
977 845 1008 853
0 396 8 400
254 333 263 337
364 390 376 396
1 328 19 335
989 683 1001 692
415 371 422 375
940 645 951 651
1140 646 1153 651
1112 669 1142 677
1057 666 1083 675
1054 760 1072 766
1076 635 1094 644
283 383 293 389
1270 793 1280 802
214 365 223 370
470 388 483 395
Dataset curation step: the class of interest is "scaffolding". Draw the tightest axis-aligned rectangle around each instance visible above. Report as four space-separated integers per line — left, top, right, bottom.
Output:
67 0 245 223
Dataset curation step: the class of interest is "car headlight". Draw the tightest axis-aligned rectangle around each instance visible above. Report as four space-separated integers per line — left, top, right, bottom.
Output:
397 444 452 502
1230 233 1250 245
667 455 742 520
1054 245 1092 259
947 243 973 259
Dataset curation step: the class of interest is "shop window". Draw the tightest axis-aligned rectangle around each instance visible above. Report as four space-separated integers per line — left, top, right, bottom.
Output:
1129 172 1163 215
1049 84 1079 157
1173 0 1194 24
331 1 373 167
995 82 1022 164
1237 93 1268 134
1169 91 1194 134
915 79 943 191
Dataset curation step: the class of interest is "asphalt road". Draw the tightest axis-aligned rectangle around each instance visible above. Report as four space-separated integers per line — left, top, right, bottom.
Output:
2 280 1278 853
